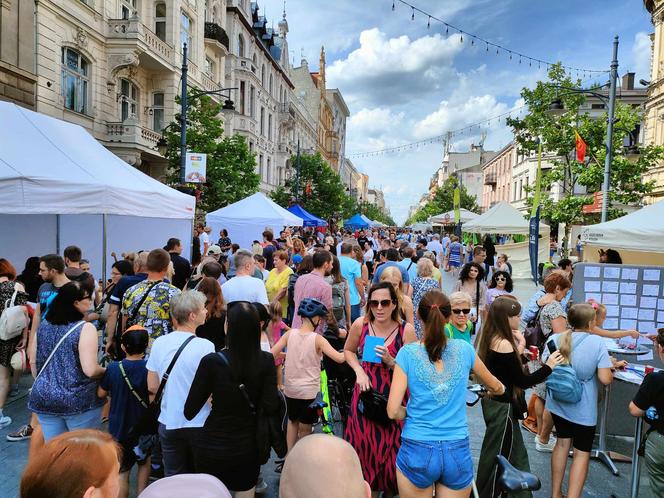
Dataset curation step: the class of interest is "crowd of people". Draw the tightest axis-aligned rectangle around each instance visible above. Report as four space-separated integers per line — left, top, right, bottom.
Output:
1 225 662 498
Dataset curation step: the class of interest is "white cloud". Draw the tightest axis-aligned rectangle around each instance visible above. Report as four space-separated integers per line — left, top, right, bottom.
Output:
632 31 652 83
347 107 405 138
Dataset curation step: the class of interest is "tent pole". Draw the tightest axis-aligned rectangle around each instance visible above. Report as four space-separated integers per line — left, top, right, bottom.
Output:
56 214 61 254
102 214 108 283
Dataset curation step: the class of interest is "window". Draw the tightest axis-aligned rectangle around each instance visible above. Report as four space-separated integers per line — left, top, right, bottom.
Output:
513 181 517 201
180 11 192 55
121 0 136 19
260 107 265 135
155 3 166 41
250 86 255 117
259 154 264 178
269 74 273 95
152 92 164 132
267 158 271 184
119 78 138 121
61 48 89 114
238 35 245 57
519 179 523 199
205 57 215 78
268 114 272 140
261 65 265 86
239 81 246 115
591 103 605 109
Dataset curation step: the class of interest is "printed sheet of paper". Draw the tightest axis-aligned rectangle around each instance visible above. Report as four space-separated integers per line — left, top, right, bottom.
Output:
639 309 656 321
622 308 638 319
584 281 601 292
643 269 661 281
643 284 660 297
621 319 637 330
586 293 602 302
603 267 621 279
640 297 658 309
605 305 620 317
658 311 664 323
603 318 619 330
621 295 637 306
584 266 601 278
602 294 619 305
638 322 657 334
620 282 637 294
602 281 619 293
622 268 639 280
658 299 664 310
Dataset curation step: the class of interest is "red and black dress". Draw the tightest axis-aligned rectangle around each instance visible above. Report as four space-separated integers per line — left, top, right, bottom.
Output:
344 320 405 494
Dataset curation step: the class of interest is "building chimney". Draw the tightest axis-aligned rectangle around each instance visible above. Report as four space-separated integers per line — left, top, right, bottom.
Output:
622 72 635 90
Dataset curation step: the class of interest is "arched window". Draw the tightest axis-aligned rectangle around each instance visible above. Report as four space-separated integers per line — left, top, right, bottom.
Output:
119 78 138 121
61 47 89 114
261 65 265 86
269 74 273 95
238 34 245 57
121 0 136 19
155 3 166 41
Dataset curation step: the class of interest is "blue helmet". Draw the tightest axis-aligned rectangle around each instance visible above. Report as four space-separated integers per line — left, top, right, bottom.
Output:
297 298 328 319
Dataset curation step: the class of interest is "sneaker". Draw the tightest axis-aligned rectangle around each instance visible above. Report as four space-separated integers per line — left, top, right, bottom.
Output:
535 435 557 453
0 416 11 429
255 477 268 494
6 424 32 441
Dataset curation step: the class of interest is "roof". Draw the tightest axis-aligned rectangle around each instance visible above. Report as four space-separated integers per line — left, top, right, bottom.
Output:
462 202 549 234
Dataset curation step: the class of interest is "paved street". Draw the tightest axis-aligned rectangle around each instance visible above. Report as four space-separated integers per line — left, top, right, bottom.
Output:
0 275 656 497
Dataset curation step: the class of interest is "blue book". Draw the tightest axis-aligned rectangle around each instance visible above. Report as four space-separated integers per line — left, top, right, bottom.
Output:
362 336 385 364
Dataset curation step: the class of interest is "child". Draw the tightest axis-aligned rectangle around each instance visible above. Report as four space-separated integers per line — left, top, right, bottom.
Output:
271 298 345 451
252 302 272 352
97 325 150 498
588 300 641 340
268 301 289 389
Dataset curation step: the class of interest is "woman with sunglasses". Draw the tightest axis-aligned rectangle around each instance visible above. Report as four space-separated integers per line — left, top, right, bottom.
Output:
452 261 487 327
486 270 513 308
345 282 417 498
475 296 563 498
445 292 474 344
28 280 106 441
387 290 505 497
380 266 414 326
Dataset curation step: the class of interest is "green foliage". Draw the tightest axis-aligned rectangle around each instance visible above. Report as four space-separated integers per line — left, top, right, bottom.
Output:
270 152 348 221
163 92 260 213
355 201 397 226
507 63 663 226
405 176 480 225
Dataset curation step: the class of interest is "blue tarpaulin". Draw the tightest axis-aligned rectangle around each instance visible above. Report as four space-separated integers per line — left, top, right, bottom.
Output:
286 204 328 227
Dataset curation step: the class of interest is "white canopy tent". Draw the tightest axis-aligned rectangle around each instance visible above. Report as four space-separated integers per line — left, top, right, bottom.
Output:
463 202 549 234
205 193 303 249
580 201 664 264
0 102 196 279
428 208 479 225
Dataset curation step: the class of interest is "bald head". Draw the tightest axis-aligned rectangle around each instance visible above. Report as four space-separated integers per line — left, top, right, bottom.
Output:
279 435 369 498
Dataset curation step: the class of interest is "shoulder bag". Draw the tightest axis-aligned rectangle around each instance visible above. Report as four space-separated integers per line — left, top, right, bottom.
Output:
126 281 161 328
119 361 148 409
129 335 195 437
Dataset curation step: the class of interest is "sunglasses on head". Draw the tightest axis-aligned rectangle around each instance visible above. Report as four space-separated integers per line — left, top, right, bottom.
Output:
452 308 471 315
369 299 395 308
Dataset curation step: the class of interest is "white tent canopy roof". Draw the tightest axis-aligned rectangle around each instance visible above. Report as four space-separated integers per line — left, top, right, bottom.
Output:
206 193 303 249
580 201 664 251
463 202 549 234
0 102 195 218
428 208 479 225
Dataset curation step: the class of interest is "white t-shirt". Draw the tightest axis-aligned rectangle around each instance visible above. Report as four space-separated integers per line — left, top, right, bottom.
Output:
146 331 214 430
427 240 444 263
199 232 209 254
221 275 269 304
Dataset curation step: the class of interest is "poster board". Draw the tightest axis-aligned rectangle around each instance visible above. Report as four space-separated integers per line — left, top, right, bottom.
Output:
572 263 664 335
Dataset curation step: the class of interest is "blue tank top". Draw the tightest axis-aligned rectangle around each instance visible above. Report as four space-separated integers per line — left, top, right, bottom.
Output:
28 320 104 416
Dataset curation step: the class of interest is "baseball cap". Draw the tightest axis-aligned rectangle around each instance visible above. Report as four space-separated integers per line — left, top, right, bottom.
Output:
207 245 222 256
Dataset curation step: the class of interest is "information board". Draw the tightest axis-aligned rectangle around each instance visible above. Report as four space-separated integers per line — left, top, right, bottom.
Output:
572 263 664 335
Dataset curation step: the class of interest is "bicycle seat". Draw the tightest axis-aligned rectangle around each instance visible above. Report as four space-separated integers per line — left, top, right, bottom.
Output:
495 455 541 492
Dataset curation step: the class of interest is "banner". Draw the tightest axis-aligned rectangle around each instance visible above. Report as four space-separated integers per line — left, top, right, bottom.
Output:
529 206 540 284
453 186 460 223
184 152 207 183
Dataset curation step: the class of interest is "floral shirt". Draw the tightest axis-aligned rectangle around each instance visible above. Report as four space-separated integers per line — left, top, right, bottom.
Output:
121 280 181 350
539 301 566 338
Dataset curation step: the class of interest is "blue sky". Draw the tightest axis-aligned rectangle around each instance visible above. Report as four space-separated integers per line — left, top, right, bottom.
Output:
260 0 653 223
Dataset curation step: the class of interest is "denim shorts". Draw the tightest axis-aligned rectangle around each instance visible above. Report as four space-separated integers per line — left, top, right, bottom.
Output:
396 437 474 490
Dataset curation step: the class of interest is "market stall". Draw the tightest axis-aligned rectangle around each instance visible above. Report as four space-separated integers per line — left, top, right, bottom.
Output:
286 204 327 227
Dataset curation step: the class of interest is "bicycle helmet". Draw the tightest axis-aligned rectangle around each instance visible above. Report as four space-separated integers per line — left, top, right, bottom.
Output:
297 298 328 319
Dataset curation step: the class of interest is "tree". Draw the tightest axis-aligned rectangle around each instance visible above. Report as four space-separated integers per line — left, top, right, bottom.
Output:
506 63 664 247
354 200 397 226
271 152 348 221
163 92 260 213
405 176 479 225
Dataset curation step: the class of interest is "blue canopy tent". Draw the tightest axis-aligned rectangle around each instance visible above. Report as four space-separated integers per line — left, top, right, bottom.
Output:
287 204 328 227
343 213 370 229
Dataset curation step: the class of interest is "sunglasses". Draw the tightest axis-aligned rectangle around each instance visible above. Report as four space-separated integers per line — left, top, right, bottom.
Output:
80 295 92 301
369 299 395 308
495 276 507 281
452 308 471 315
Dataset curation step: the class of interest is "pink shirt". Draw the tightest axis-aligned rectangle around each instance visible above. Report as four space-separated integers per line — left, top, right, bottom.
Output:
283 330 321 399
291 272 332 334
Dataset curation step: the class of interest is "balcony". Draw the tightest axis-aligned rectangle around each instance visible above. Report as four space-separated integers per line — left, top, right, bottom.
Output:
204 22 230 53
107 18 175 72
232 116 258 137
484 171 497 185
106 120 162 151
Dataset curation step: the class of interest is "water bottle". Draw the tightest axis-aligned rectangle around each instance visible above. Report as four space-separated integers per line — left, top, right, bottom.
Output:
646 406 659 422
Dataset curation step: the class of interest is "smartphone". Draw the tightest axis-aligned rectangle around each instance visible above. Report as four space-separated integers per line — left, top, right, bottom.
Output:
547 340 558 355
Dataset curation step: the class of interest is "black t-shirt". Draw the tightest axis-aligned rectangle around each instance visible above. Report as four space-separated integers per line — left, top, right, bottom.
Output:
37 282 63 319
357 236 369 249
169 252 192 290
633 371 664 432
263 243 277 270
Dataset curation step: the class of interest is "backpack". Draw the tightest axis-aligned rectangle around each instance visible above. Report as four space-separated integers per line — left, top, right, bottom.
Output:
524 305 547 352
0 288 28 341
331 282 346 320
545 334 589 404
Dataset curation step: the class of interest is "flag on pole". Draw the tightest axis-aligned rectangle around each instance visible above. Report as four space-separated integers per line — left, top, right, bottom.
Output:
575 130 586 163
453 186 461 223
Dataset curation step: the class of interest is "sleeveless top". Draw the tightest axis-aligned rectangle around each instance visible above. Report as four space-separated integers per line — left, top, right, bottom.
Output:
28 320 104 416
283 330 321 399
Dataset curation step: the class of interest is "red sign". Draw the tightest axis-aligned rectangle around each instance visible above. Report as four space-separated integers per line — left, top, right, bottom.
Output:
582 192 604 214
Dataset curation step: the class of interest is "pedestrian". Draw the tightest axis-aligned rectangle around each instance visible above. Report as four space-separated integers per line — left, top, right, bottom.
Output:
494 253 511 274
217 229 232 255
452 261 487 328
262 230 279 271
291 251 333 334
97 326 150 498
546 304 615 498
195 277 226 352
344 282 417 498
410 258 439 339
20 429 121 498
165 238 192 290
397 246 418 283
28 280 105 441
387 290 505 496
486 270 513 307
445 292 475 344
16 256 43 303
476 296 563 498
147 291 215 477
325 255 351 328
447 235 464 275
271 299 345 451
629 327 664 497
422 251 443 288
380 266 414 325
221 249 269 305
63 245 85 280
184 301 279 496
483 235 496 267
339 243 364 324
265 250 293 317
352 245 370 298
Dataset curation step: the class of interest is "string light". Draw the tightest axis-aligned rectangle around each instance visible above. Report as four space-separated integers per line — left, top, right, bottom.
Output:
391 0 608 75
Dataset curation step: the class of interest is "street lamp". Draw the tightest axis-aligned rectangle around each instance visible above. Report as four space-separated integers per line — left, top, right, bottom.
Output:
543 36 619 223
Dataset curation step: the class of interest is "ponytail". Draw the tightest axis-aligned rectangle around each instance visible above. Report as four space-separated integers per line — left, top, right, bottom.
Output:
560 303 596 363
558 330 573 364
418 290 452 363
